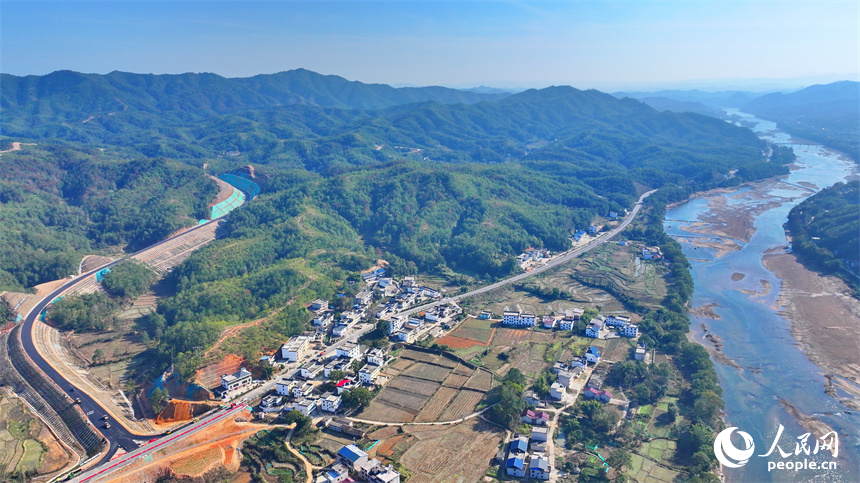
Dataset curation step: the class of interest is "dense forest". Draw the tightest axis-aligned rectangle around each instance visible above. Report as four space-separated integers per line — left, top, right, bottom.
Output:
743 81 859 160
785 181 860 295
0 145 216 291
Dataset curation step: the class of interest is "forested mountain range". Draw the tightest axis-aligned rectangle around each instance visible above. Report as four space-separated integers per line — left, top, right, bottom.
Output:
0 68 508 125
743 81 859 159
0 145 215 290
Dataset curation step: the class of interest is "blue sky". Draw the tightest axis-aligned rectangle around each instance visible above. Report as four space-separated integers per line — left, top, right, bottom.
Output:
1 1 857 90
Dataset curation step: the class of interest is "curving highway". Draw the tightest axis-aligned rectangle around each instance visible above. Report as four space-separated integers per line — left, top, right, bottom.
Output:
18 217 232 468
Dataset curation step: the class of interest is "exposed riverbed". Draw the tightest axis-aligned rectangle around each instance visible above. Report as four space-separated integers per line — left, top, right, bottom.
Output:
664 110 859 482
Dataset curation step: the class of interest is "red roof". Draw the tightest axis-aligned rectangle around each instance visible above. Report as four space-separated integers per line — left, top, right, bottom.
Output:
336 379 350 387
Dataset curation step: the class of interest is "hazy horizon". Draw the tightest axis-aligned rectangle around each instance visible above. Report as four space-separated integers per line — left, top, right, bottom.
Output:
2 1 857 93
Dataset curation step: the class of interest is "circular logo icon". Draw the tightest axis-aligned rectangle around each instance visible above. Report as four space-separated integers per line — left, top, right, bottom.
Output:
714 427 755 468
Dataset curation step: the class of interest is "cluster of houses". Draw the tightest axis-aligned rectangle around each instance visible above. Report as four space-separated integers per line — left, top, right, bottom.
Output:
547 348 599 401
504 411 553 480
581 372 613 403
267 340 390 416
386 303 461 343
502 308 584 330
327 444 400 483
585 314 638 339
516 247 551 269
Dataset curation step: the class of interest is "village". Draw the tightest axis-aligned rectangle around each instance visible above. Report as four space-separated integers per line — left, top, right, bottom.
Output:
205 237 659 483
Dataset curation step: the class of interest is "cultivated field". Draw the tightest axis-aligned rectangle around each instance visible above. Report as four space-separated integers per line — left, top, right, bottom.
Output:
0 392 71 478
359 349 493 423
399 420 504 483
435 317 496 352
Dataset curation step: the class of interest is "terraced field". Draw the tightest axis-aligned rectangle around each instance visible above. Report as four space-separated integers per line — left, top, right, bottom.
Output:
358 349 494 423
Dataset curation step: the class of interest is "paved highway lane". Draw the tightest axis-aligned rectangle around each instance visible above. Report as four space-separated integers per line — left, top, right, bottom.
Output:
17 218 230 467
70 403 249 483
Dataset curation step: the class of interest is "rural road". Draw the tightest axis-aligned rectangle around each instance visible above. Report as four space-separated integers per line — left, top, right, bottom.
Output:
395 189 657 318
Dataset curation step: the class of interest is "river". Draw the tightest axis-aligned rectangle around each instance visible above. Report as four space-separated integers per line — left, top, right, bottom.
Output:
664 109 859 482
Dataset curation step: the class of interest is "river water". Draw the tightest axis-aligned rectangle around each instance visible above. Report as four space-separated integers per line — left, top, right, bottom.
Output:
664 110 859 482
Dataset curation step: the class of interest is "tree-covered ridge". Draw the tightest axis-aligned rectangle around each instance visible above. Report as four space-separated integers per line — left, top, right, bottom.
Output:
0 69 508 129
2 72 766 180
785 181 860 295
0 145 216 290
743 81 859 160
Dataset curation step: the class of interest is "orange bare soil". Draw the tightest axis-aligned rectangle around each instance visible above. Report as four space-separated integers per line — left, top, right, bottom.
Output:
156 399 216 424
104 409 265 482
193 353 246 390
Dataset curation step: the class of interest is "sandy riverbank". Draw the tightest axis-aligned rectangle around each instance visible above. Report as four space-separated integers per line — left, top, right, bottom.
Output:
764 252 860 410
671 177 806 258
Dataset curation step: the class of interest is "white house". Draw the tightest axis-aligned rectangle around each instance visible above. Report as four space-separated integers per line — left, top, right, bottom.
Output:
620 324 639 338
359 364 382 384
550 381 565 400
542 315 557 329
585 319 603 338
332 324 349 337
397 328 416 343
320 393 341 412
276 377 295 396
324 360 349 378
585 346 600 364
220 367 252 392
559 316 576 330
502 311 537 327
293 382 315 399
359 458 401 483
367 348 386 366
300 362 324 380
354 290 373 306
281 335 310 362
531 426 549 442
635 343 647 361
529 453 551 480
311 299 329 312
295 398 317 416
337 342 361 360
605 315 632 327
557 370 575 388
313 312 335 327
388 316 405 335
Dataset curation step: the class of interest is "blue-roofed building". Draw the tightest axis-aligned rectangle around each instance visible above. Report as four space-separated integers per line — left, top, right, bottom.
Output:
506 456 526 477
586 346 601 364
573 230 586 242
509 436 528 455
609 211 618 219
337 444 368 470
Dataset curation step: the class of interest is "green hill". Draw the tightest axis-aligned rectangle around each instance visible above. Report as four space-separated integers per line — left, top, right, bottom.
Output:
743 81 859 159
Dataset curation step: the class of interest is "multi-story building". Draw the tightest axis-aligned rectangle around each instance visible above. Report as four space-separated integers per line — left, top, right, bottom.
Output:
281 335 310 362
337 341 361 360
220 367 252 393
359 364 382 384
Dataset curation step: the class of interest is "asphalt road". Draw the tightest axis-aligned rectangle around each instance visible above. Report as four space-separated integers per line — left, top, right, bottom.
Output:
394 189 657 318
70 403 249 483
17 218 229 466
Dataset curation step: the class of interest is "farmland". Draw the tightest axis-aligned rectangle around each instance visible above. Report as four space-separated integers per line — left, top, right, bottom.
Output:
0 391 72 479
358 349 494 423
435 317 496 352
398 420 504 483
